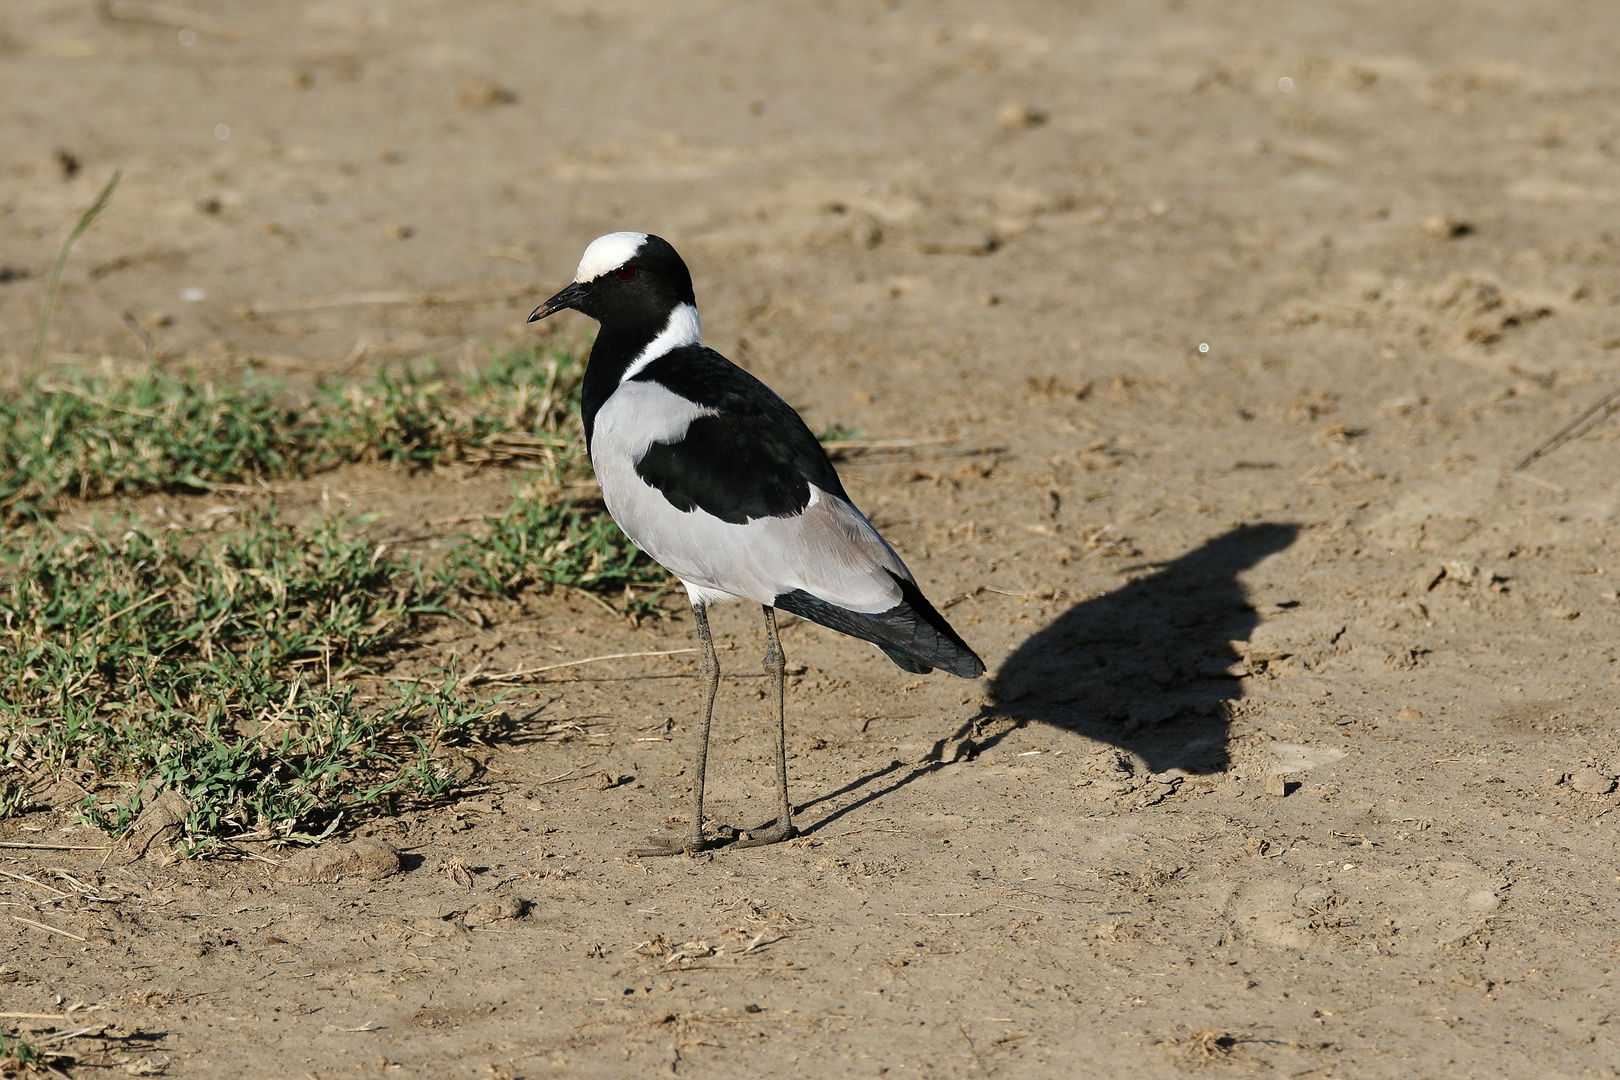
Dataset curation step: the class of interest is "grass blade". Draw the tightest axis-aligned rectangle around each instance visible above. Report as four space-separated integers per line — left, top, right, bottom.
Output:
30 168 121 368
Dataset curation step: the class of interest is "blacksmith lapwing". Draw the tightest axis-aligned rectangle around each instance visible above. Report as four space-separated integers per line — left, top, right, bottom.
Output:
528 232 984 854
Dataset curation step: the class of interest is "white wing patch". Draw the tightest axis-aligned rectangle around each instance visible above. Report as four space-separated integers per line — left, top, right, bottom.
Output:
620 303 702 383
593 379 716 461
575 231 648 282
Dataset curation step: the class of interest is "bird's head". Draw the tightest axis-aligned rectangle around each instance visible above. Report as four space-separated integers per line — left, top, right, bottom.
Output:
527 231 696 326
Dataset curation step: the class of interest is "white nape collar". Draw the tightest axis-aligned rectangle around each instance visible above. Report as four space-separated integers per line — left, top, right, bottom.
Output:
575 231 649 282
620 303 703 382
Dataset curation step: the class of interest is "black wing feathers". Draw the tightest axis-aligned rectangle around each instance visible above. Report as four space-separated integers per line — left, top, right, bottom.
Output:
631 346 848 525
775 571 986 679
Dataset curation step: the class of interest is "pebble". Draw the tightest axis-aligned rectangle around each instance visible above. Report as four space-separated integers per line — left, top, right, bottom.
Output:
1423 214 1475 238
998 102 1048 130
120 788 191 859
1570 768 1617 795
464 894 528 927
278 837 402 884
458 77 517 108
1265 774 1294 797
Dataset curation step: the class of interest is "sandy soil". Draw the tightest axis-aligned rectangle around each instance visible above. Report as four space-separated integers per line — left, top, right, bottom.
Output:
3 1 1619 1076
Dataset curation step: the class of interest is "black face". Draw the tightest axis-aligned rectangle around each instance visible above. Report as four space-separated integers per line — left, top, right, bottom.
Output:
528 234 696 329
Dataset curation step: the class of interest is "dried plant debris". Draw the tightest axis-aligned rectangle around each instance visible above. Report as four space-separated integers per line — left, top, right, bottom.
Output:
1165 1026 1251 1067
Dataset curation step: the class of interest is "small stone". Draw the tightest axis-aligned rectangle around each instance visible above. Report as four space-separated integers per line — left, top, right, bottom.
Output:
1264 774 1293 797
278 837 401 884
464 894 528 927
1570 768 1617 795
1422 214 1474 238
458 77 517 108
121 788 191 858
850 218 883 249
1443 561 1480 587
998 102 1048 130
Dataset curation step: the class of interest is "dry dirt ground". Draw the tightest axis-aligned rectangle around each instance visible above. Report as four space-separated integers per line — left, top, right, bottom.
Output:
3 1 1620 1076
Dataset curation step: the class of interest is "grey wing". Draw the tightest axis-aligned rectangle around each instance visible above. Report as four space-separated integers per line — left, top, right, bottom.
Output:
605 476 912 613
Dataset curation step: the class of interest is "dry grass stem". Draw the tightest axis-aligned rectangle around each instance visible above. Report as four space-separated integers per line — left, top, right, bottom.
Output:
1513 383 1620 470
0 843 110 852
30 168 120 367
466 648 700 686
0 870 72 898
11 916 87 942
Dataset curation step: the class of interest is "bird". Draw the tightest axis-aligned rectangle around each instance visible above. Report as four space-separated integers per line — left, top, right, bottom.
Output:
527 231 984 855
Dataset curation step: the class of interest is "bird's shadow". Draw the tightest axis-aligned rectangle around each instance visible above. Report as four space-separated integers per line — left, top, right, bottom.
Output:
982 521 1300 772
798 522 1298 834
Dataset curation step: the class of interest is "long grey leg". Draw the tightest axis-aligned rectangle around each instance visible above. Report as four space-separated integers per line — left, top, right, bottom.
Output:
631 602 723 857
735 605 797 848
688 604 720 846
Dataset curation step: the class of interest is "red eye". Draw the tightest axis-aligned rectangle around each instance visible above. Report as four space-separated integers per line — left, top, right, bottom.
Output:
616 266 637 280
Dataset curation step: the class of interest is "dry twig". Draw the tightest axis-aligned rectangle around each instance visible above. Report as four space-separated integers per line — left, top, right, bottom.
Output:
464 648 700 687
535 762 602 786
12 915 86 942
1514 383 1620 471
0 843 110 852
0 870 72 898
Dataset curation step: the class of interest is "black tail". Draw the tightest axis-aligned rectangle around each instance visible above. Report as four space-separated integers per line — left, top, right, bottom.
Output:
773 572 985 679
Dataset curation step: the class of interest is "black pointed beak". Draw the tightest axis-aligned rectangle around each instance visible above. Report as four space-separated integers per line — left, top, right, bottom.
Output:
527 280 592 323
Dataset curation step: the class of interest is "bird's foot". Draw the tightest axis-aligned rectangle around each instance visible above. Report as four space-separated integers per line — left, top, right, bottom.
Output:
629 824 737 858
732 818 798 849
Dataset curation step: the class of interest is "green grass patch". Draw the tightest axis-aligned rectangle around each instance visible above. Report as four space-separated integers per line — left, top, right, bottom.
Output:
0 1029 43 1077
0 344 668 851
0 344 586 522
442 491 670 609
0 509 493 851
